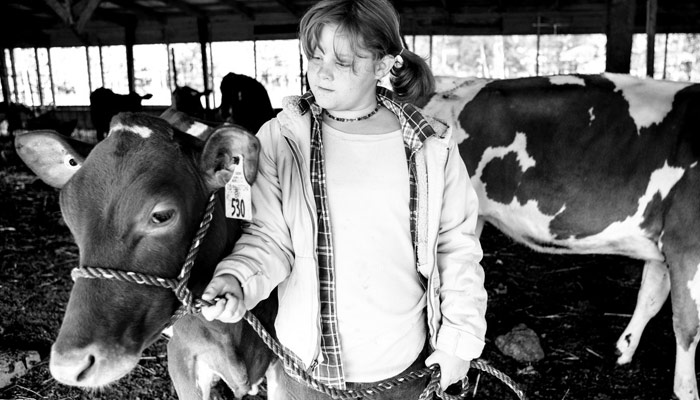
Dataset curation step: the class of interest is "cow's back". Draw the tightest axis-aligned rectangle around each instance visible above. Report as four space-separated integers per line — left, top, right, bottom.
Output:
425 74 700 260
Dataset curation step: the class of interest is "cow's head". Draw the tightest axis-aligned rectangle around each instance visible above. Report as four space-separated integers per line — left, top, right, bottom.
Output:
171 86 210 120
14 112 259 388
218 72 274 133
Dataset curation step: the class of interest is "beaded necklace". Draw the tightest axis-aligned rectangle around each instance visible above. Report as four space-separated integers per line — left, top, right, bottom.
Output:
324 105 380 122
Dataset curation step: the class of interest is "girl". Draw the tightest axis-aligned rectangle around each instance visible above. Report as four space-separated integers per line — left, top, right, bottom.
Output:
202 0 487 398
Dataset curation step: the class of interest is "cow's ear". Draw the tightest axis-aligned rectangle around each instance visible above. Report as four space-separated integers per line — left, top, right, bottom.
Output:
14 130 92 188
199 126 260 192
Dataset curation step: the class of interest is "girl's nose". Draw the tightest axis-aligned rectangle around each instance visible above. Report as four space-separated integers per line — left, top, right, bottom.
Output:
317 62 333 81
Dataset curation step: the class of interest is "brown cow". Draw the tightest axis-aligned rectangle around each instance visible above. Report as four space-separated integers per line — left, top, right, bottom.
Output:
15 112 276 399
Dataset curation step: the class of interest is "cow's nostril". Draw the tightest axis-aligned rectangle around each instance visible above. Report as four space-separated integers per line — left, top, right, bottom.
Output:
75 354 96 383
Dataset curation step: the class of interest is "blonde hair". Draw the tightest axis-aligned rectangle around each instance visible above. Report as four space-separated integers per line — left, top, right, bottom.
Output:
299 0 434 104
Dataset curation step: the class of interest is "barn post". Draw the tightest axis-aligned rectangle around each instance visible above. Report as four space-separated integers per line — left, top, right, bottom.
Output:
125 19 136 93
47 49 56 104
85 46 93 92
197 17 211 110
0 49 11 104
535 14 542 76
9 49 19 103
605 0 636 73
662 33 668 79
34 48 44 106
646 0 657 77
253 40 258 79
98 44 105 87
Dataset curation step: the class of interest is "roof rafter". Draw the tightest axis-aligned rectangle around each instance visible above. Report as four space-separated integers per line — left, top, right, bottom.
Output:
106 0 167 24
273 0 303 18
219 0 255 20
42 0 74 26
162 0 208 18
75 0 102 32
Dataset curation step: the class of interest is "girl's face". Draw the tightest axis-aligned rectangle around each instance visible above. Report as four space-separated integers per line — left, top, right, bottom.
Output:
306 24 390 113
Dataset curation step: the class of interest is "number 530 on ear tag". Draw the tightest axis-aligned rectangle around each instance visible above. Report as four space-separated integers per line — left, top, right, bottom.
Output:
225 157 252 221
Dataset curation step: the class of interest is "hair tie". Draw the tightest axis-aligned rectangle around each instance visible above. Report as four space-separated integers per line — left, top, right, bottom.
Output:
394 49 405 69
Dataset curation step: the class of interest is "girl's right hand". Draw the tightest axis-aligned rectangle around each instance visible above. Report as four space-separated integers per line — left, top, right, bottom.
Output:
201 274 246 323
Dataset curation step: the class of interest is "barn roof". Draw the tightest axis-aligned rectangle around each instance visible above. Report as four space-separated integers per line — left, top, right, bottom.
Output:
1 0 699 49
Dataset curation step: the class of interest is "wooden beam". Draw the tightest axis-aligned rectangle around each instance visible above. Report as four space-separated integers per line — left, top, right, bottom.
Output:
164 0 207 18
272 0 303 18
220 0 255 20
76 0 102 32
9 49 18 103
34 48 44 106
0 49 11 104
125 20 136 93
106 0 167 24
646 0 657 77
198 17 211 109
605 0 635 73
43 0 74 26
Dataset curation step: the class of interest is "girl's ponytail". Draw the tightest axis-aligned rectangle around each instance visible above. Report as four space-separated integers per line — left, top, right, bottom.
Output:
390 48 435 105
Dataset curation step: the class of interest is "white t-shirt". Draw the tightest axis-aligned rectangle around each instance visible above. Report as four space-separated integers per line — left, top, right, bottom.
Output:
322 122 427 382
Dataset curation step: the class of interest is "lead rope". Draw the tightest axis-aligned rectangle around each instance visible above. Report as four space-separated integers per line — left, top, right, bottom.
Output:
71 191 527 400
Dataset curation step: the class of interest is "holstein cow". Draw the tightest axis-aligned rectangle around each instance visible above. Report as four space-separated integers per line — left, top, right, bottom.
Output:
218 72 275 133
89 88 153 141
421 73 700 400
14 112 277 399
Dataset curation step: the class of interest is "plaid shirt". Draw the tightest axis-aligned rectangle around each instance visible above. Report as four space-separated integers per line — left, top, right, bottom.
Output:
298 87 439 388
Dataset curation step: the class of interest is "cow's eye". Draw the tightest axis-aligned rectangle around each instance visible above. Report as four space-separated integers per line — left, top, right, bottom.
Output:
151 209 174 224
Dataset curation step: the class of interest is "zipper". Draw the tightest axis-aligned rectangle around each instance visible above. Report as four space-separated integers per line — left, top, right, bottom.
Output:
284 135 322 364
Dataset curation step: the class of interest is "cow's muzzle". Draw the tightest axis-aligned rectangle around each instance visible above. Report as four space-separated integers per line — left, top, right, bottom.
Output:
49 343 139 387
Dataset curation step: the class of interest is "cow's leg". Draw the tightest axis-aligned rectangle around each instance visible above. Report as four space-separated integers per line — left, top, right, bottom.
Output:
665 248 700 400
662 173 700 400
168 331 209 400
665 250 700 400
615 259 670 364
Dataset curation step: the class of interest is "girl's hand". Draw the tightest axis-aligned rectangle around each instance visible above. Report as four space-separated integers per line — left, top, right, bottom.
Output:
201 274 246 323
425 349 470 391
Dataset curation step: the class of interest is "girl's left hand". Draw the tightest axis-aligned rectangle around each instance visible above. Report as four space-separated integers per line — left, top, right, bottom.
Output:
425 349 470 391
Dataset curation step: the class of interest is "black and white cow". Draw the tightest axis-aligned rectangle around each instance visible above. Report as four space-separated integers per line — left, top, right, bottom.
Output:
422 73 700 400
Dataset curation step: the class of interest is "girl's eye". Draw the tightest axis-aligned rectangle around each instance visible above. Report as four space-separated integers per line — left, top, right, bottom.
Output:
151 209 175 224
336 62 350 68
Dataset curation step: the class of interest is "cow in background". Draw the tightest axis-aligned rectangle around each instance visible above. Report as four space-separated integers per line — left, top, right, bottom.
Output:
0 102 33 134
422 73 700 400
219 72 275 134
171 86 212 121
89 88 152 141
14 112 277 399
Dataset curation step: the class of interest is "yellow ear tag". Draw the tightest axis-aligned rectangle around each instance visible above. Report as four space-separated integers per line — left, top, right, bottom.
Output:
224 156 252 221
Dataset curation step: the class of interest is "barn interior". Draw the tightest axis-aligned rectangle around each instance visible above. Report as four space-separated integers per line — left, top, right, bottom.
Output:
1 0 699 139
2 1 700 400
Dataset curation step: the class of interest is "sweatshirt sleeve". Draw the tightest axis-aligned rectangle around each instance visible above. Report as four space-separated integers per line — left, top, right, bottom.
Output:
434 141 488 361
214 118 294 310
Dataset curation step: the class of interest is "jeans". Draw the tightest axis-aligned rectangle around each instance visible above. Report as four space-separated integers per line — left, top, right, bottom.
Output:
267 343 432 400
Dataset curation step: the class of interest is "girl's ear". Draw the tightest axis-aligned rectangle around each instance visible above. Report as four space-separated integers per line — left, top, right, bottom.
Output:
374 54 395 79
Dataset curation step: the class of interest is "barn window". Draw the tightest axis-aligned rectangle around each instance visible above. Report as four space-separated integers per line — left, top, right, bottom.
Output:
631 33 700 81
133 44 170 106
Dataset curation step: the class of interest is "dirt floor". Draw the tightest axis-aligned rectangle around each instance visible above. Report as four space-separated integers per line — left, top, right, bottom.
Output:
0 139 679 400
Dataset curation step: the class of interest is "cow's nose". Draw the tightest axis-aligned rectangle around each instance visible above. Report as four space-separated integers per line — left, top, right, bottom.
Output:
49 346 96 386
49 344 138 387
